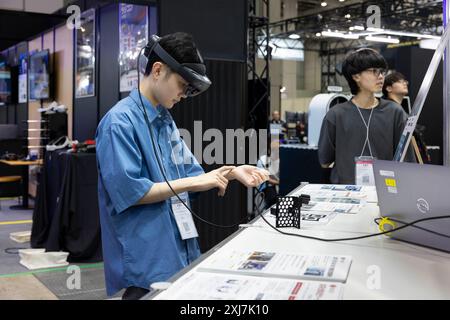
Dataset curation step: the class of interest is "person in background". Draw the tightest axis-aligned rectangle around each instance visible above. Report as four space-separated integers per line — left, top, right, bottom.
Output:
318 48 414 184
270 111 284 125
383 71 431 163
382 71 409 106
269 111 287 140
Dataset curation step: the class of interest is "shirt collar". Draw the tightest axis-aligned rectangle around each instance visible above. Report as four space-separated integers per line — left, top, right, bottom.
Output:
129 88 173 125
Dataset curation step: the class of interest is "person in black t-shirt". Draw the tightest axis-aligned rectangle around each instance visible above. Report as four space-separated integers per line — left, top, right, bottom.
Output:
318 48 414 184
270 110 285 125
382 71 409 106
382 71 431 163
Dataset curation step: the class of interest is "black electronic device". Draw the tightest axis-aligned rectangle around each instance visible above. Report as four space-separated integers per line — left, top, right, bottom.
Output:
139 34 211 97
273 194 310 229
1 152 20 161
46 112 68 141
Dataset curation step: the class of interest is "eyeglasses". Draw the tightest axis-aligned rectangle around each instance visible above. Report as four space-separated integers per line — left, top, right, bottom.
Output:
365 68 387 77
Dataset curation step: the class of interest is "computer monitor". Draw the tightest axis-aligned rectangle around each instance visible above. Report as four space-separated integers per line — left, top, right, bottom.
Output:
0 61 11 105
285 111 299 123
0 124 18 140
29 50 50 100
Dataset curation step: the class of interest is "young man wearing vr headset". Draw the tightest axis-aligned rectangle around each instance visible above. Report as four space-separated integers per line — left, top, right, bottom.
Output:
96 32 269 300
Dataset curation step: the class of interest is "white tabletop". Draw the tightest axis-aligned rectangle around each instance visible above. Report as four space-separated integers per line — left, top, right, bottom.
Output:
150 184 450 300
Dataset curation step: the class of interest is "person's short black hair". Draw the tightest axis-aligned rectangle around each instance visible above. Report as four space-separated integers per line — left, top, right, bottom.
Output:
382 71 406 97
341 48 388 95
144 32 202 76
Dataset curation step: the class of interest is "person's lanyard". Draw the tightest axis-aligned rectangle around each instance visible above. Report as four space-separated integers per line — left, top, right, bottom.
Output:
354 103 375 157
170 137 182 180
154 125 183 180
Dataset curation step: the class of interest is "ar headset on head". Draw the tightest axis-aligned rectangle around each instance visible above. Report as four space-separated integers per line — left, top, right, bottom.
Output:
134 34 244 229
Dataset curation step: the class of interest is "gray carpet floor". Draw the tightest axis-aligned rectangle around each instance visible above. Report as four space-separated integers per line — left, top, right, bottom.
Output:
0 198 34 222
33 265 115 300
0 199 120 299
0 222 32 275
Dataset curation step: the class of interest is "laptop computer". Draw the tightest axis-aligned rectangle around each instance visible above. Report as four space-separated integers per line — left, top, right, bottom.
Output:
373 159 450 253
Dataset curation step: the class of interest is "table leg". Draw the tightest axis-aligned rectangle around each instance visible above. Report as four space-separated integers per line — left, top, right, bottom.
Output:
9 165 33 210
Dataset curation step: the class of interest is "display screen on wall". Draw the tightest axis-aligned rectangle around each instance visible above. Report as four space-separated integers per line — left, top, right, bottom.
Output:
119 3 148 92
75 9 96 98
29 50 50 100
18 52 27 103
0 61 11 106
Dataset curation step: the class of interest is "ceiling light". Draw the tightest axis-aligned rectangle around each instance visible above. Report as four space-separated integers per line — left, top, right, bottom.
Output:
316 32 322 37
365 35 400 44
321 30 359 39
387 30 439 40
366 27 384 32
352 26 365 31
343 33 359 39
345 14 351 19
321 2 327 7
289 34 301 39
366 28 440 39
419 39 439 50
321 30 344 38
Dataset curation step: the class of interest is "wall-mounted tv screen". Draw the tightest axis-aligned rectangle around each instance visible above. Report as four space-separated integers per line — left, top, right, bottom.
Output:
29 50 50 100
0 61 11 106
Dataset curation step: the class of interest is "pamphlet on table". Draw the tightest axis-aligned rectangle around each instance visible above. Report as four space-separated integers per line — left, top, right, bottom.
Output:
154 271 344 300
198 250 352 283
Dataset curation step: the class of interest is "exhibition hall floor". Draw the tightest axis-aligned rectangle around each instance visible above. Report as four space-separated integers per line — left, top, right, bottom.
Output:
0 198 118 300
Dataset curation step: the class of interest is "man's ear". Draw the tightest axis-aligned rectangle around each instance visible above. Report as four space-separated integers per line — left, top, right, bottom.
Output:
352 73 360 83
151 61 163 79
386 85 393 93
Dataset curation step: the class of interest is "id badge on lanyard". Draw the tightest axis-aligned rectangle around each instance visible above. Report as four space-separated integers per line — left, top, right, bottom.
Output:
354 102 376 186
150 125 197 240
355 156 376 186
171 193 199 241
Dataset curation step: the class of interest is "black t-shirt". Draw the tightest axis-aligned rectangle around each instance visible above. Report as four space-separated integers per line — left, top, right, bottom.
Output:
318 98 415 184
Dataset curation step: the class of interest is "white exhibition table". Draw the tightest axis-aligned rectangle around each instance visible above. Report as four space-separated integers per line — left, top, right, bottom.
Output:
147 184 450 300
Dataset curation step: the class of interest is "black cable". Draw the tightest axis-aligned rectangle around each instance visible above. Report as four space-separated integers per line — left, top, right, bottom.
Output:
374 217 450 239
254 188 266 217
4 248 27 254
135 47 246 229
253 191 450 241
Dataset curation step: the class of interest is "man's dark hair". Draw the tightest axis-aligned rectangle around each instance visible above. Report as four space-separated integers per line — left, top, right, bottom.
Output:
341 48 388 95
144 32 202 76
382 71 406 97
